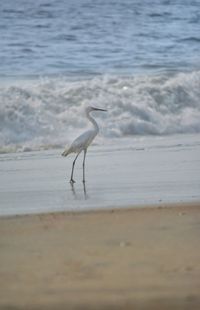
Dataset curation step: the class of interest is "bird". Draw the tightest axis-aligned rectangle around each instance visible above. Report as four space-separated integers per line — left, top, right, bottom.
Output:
62 106 107 183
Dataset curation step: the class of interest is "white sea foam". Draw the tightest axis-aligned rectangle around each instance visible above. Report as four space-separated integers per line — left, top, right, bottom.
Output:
0 71 200 153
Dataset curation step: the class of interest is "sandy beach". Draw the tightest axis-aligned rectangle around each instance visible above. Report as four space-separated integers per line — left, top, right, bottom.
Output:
1 1 200 309
0 203 200 309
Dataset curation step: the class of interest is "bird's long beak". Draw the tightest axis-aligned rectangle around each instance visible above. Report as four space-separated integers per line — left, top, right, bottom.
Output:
93 108 107 112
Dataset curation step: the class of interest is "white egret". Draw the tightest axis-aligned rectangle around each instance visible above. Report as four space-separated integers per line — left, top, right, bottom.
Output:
62 106 107 183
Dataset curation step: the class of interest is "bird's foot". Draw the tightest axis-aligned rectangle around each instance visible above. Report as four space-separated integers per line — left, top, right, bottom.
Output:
70 179 75 184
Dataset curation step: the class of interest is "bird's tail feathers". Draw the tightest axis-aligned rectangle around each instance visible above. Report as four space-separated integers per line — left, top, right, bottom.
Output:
61 148 70 157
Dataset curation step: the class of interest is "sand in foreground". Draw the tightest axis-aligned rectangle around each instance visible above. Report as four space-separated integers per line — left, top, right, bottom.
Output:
0 204 200 310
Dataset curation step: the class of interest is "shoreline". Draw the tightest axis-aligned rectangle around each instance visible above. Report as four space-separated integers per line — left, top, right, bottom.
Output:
0 202 200 309
1 135 200 217
0 200 200 220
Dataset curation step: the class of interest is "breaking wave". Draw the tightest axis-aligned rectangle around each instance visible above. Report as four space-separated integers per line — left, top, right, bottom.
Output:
0 70 200 153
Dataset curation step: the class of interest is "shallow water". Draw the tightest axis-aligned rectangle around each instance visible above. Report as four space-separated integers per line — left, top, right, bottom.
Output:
0 134 199 216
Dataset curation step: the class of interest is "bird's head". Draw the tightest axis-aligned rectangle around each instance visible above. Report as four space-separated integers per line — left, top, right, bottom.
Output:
85 106 107 114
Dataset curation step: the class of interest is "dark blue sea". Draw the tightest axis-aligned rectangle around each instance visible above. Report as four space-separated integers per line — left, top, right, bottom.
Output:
1 0 200 76
0 0 200 151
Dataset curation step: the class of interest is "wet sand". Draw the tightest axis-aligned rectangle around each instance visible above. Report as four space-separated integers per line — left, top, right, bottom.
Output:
0 203 200 309
1 135 200 217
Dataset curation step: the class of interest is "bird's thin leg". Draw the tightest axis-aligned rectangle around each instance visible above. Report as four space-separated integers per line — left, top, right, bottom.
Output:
70 152 81 183
83 149 87 183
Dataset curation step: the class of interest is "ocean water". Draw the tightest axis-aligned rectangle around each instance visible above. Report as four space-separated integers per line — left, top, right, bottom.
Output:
0 0 200 152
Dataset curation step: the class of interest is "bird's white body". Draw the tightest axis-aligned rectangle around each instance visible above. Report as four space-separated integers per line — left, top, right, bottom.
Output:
62 129 98 156
71 129 97 152
62 106 106 183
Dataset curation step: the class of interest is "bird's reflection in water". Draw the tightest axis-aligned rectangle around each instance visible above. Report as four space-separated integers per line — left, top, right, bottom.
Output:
70 182 89 200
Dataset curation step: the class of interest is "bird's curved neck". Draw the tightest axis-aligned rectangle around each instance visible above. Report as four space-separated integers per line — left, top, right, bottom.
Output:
87 112 99 132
